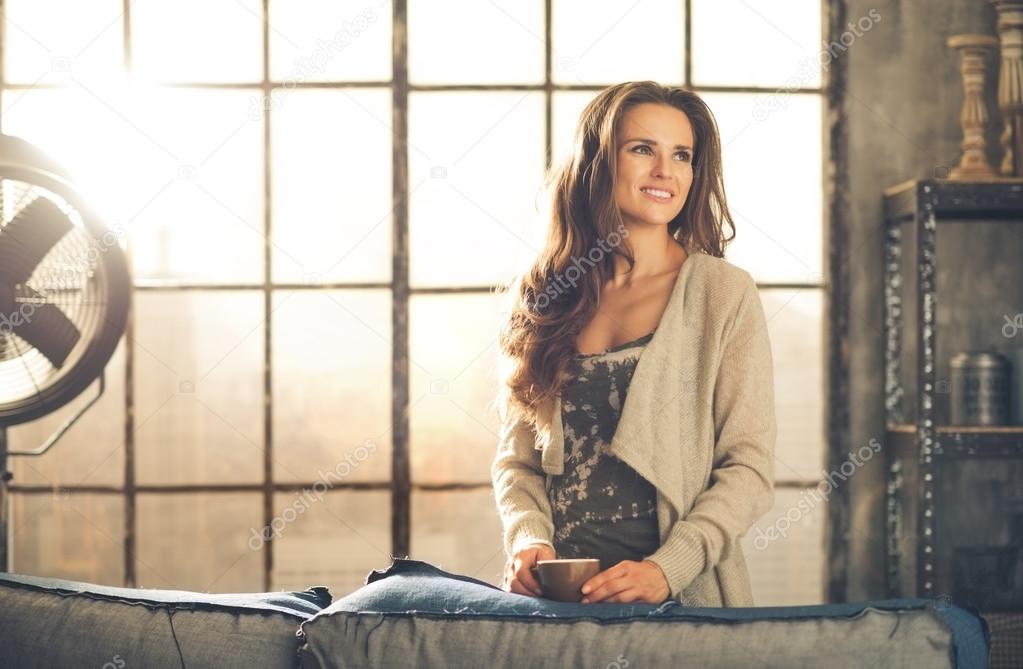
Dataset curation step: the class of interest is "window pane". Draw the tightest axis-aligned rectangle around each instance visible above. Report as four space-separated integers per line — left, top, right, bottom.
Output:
8 341 126 488
271 89 391 284
410 293 504 484
10 492 124 585
273 290 391 483
692 0 823 88
762 287 824 481
409 0 544 84
128 89 265 284
131 0 263 83
137 493 262 591
409 92 546 288
269 0 391 82
551 90 598 168
552 0 684 85
135 292 264 485
411 489 506 587
271 491 391 598
741 486 825 605
3 0 124 85
702 92 823 284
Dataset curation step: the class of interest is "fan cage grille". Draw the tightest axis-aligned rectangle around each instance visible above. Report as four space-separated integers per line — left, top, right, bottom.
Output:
0 177 115 405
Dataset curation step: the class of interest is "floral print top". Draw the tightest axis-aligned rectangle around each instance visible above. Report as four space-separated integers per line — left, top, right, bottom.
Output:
545 330 661 572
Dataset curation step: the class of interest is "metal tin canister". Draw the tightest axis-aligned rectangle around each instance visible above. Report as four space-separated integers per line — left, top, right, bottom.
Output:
950 351 1010 426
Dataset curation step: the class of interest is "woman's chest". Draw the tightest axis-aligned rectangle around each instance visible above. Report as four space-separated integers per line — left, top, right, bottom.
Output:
574 273 679 355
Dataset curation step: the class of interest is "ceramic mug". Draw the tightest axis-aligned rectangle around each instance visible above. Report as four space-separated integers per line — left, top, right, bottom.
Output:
529 558 601 602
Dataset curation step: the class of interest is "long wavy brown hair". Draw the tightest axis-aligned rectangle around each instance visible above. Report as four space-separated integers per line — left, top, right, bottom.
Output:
491 81 736 433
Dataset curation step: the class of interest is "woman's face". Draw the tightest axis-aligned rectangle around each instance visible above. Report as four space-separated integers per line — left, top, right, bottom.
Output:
612 102 695 228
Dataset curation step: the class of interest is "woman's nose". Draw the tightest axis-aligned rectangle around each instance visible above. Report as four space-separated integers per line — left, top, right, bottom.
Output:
652 156 672 177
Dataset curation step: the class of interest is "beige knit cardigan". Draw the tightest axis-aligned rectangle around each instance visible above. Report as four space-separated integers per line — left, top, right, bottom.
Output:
491 251 777 607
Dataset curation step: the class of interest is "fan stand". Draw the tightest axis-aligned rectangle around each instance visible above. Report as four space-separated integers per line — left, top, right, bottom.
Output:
0 373 106 572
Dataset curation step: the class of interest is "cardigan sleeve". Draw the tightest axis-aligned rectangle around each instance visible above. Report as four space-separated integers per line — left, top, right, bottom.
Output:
491 413 557 559
643 274 777 601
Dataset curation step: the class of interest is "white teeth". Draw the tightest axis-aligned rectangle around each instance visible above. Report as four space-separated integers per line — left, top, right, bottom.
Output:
641 188 671 199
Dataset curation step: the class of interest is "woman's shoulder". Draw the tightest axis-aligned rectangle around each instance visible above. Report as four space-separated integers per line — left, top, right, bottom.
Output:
681 253 765 345
686 252 757 298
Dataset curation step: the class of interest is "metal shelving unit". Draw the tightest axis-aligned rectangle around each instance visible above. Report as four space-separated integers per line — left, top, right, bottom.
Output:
882 177 1023 612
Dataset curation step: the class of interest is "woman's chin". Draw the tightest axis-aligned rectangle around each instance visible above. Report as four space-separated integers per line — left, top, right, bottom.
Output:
623 216 679 228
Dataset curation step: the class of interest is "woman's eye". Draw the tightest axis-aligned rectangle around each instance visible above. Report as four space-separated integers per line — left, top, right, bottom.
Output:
631 145 691 162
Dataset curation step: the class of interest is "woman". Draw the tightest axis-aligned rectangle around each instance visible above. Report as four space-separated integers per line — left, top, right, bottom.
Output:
490 81 776 607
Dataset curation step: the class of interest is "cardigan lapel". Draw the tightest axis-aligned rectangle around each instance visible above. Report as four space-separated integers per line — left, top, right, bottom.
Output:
539 397 564 475
607 254 702 519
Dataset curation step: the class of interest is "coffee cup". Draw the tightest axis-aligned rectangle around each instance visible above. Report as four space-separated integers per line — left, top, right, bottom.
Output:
529 558 601 602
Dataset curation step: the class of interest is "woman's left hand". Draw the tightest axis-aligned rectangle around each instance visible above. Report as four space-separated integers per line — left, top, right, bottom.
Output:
578 559 670 604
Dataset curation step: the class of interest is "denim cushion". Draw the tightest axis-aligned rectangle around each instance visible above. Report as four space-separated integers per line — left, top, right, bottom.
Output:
299 558 989 669
0 571 331 669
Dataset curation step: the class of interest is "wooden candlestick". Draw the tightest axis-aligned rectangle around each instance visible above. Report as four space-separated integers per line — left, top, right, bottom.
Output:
947 34 999 179
991 1 1023 176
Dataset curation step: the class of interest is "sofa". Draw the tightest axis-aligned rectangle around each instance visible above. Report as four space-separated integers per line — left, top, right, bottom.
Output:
0 558 991 668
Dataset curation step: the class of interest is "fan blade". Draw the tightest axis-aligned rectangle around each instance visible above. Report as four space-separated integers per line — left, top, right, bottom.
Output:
0 196 74 285
11 290 81 368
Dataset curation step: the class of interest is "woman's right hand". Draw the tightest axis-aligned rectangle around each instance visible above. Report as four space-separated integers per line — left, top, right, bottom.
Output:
502 543 556 597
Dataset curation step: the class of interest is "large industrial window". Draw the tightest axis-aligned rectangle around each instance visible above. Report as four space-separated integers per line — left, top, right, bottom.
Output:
1 0 827 605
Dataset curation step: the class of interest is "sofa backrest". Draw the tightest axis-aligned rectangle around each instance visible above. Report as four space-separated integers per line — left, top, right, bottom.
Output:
0 571 331 669
298 558 990 669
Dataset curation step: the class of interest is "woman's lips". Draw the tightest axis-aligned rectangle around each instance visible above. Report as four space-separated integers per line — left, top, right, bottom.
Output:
640 187 673 202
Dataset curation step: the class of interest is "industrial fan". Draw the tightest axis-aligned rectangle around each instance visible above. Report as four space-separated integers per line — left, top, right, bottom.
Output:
0 133 131 570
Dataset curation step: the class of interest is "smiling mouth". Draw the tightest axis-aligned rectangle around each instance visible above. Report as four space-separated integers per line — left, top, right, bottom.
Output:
640 187 673 201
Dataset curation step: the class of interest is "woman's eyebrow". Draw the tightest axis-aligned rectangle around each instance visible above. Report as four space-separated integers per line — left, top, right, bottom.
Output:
624 137 693 150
